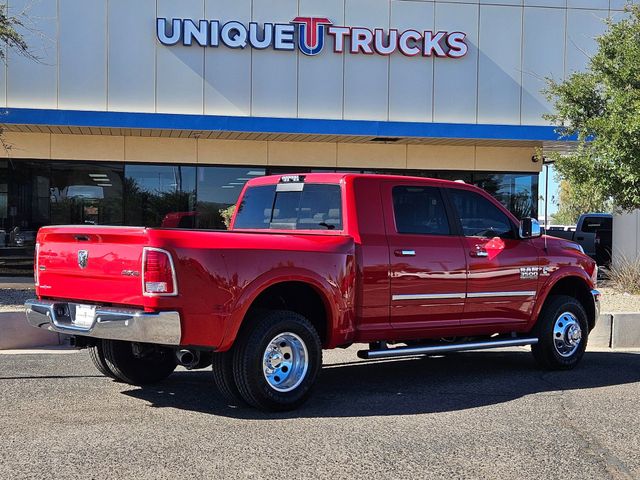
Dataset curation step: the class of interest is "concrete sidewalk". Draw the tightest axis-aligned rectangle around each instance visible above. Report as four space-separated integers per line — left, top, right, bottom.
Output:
0 277 34 289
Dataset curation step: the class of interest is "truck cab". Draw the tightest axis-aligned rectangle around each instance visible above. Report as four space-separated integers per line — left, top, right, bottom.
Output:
26 173 600 411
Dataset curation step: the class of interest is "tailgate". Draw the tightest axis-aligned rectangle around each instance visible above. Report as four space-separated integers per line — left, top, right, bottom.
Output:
36 226 149 306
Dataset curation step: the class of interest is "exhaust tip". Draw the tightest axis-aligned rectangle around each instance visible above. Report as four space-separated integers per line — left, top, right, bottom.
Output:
176 349 198 368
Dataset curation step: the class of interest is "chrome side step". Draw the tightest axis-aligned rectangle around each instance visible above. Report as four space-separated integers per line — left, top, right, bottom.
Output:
357 337 539 360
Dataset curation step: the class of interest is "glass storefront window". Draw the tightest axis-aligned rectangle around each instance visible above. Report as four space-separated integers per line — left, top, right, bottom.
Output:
50 162 124 226
473 173 538 219
0 158 539 274
124 164 196 227
195 166 266 229
0 160 52 275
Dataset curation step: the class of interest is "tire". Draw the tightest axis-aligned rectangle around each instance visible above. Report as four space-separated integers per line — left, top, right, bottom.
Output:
211 351 246 407
232 310 322 412
531 295 589 370
88 341 117 379
102 340 177 385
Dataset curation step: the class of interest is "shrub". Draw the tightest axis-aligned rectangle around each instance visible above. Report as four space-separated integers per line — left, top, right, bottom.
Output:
604 255 640 294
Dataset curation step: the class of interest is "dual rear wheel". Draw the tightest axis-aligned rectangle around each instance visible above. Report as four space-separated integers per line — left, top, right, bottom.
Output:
88 340 177 385
212 310 322 411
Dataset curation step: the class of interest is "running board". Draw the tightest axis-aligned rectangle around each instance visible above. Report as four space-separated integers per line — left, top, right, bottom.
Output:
357 337 539 360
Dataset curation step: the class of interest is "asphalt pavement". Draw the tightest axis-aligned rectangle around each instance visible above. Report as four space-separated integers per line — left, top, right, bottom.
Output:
0 346 639 479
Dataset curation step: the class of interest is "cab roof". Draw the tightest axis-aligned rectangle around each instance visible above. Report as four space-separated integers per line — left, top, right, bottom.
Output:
245 172 473 188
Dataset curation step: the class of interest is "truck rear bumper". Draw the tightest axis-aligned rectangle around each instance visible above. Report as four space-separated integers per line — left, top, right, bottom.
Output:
25 299 182 346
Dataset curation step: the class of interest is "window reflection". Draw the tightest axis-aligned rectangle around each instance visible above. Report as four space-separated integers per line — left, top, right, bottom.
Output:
473 173 538 219
0 158 539 275
196 167 265 229
124 165 196 227
50 162 124 226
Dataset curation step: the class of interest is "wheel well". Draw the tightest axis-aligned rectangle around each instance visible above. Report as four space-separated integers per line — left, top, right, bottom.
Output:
245 282 329 346
543 277 595 329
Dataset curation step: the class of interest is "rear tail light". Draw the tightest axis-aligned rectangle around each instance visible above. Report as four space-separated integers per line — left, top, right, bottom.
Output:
142 247 178 296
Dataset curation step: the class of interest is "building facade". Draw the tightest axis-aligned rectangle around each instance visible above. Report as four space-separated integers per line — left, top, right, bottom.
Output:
0 0 630 272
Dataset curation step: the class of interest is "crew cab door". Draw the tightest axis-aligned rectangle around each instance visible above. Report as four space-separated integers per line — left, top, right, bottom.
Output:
383 183 467 330
445 187 540 326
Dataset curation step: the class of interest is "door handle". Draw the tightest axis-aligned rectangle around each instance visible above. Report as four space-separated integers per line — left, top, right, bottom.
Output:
470 245 488 257
394 249 416 257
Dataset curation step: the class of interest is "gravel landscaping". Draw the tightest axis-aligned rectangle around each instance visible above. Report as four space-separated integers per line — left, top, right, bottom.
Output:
598 286 640 313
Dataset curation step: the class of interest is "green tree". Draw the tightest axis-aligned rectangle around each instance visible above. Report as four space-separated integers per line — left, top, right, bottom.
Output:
545 5 640 211
0 5 30 60
552 179 613 225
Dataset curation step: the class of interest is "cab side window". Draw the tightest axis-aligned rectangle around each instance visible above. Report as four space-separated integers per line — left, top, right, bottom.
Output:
448 188 514 238
392 186 450 235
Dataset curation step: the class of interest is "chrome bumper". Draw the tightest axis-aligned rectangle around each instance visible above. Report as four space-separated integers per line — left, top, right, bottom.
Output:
25 299 182 346
591 289 601 327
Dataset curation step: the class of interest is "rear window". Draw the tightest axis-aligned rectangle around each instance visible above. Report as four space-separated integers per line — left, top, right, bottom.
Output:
581 217 612 233
233 184 343 230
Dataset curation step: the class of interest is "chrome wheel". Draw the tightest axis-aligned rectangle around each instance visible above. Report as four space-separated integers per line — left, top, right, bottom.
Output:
263 332 309 392
553 312 582 357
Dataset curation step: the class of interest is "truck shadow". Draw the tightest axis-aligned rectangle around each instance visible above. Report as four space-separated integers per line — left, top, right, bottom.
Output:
122 350 640 419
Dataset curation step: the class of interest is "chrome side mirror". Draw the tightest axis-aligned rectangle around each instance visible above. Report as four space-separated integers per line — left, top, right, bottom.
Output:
519 218 541 239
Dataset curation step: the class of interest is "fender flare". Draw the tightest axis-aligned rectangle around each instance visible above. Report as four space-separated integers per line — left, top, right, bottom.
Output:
531 267 594 329
218 267 344 351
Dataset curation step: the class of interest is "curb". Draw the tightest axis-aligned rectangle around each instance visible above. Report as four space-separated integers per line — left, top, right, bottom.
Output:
590 313 640 349
611 313 640 349
0 310 64 350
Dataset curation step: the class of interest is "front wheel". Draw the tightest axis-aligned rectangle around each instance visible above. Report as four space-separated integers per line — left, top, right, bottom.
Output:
531 295 589 370
232 310 322 412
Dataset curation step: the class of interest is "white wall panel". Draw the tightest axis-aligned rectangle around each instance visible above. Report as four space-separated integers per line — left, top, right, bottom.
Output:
609 8 631 25
389 0 434 122
521 7 564 125
7 0 57 109
297 0 344 119
477 5 522 124
524 0 565 7
567 0 608 10
610 0 639 10
565 9 607 74
58 0 107 110
251 0 298 118
156 0 204 114
108 0 155 112
433 2 478 123
343 0 390 120
481 0 521 6
204 0 251 116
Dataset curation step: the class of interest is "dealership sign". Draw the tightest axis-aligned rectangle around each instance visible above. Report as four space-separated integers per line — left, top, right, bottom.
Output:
157 17 468 58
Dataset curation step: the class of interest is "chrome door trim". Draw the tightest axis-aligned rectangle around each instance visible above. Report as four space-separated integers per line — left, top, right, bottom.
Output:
466 291 536 298
392 293 467 301
392 291 536 301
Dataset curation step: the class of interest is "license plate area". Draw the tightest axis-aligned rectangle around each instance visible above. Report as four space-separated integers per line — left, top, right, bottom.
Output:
72 304 96 329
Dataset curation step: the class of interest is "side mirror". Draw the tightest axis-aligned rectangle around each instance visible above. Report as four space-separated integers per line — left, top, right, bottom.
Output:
519 218 542 239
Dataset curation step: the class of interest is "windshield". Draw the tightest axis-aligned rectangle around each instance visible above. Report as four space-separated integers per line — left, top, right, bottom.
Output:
233 183 343 230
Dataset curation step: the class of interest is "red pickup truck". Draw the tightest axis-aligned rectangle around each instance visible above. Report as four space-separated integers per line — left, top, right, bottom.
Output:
26 173 600 411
